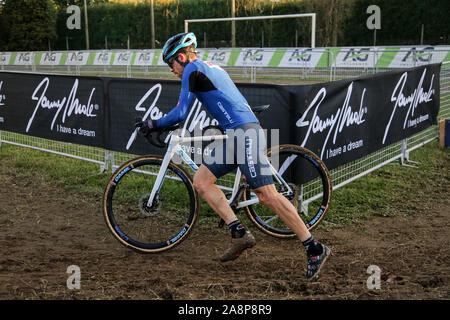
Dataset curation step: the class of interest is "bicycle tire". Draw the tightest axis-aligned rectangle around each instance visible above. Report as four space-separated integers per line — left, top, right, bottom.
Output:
103 155 199 253
244 144 332 238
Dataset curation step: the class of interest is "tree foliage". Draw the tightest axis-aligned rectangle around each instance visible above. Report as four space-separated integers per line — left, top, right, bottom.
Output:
0 0 449 51
0 0 57 51
343 0 450 46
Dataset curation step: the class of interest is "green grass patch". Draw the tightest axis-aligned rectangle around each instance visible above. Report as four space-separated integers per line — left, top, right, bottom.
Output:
1 140 449 231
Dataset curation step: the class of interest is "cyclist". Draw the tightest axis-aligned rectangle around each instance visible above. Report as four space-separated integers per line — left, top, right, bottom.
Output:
135 32 330 281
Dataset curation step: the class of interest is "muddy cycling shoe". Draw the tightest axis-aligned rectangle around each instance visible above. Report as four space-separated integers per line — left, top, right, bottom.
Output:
220 232 256 262
305 244 331 281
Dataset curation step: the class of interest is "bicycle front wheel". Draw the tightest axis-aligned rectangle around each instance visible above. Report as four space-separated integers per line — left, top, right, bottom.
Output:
103 156 199 253
244 144 332 238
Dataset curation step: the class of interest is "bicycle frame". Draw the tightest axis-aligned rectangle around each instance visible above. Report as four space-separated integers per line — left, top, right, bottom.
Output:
146 129 294 210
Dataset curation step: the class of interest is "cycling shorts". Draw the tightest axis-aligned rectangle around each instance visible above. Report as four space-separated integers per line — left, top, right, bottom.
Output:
203 122 274 189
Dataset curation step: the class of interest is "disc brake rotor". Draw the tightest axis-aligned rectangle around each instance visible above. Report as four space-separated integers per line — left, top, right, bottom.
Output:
138 193 162 217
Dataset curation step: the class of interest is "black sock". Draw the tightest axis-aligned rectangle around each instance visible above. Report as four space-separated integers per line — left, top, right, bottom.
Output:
228 220 247 238
302 236 323 256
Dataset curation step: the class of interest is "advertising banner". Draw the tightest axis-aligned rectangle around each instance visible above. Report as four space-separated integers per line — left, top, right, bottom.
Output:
113 51 132 66
235 48 275 67
388 46 450 68
1 47 449 68
39 52 63 66
65 51 90 65
105 78 291 157
0 52 12 65
278 48 324 68
133 50 156 66
205 49 233 67
0 72 105 148
94 51 113 65
0 63 441 172
291 63 441 170
334 47 381 68
14 52 34 65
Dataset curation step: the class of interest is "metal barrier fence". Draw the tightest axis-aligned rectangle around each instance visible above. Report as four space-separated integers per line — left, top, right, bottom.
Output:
1 52 449 211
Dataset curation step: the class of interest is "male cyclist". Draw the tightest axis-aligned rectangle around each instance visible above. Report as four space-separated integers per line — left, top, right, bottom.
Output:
136 32 330 281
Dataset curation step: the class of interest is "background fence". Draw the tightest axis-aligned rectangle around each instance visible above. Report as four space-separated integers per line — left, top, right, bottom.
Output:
1 46 449 210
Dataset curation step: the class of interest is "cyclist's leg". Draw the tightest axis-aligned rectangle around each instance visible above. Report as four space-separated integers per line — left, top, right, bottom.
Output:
193 165 238 225
194 136 239 224
234 124 310 240
252 184 311 242
197 129 256 262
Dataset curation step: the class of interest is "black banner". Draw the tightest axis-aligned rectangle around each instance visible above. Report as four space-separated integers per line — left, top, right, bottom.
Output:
0 64 441 172
289 63 441 170
105 77 291 157
0 72 105 148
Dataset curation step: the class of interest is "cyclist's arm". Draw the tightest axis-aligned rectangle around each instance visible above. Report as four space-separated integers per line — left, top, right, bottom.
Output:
155 67 195 128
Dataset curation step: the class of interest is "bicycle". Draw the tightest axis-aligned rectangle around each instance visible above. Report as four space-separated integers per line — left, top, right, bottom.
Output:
102 105 332 253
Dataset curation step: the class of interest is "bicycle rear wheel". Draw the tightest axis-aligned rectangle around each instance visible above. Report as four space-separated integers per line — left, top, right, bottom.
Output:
244 144 332 238
103 156 199 253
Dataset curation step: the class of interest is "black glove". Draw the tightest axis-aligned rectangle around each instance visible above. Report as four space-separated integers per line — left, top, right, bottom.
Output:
135 119 157 137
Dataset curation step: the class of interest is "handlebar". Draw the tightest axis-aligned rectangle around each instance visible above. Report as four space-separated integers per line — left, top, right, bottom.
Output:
149 124 180 148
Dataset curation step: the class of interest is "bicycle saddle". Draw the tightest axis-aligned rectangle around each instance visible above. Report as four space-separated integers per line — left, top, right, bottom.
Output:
251 104 270 114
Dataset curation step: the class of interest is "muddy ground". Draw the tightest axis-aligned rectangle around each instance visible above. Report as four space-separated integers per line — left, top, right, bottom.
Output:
0 160 448 302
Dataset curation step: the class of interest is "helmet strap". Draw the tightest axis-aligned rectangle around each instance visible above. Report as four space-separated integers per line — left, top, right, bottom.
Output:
175 56 189 67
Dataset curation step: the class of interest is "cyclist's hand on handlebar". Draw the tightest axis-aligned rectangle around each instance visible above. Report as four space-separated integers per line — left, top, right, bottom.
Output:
135 118 157 137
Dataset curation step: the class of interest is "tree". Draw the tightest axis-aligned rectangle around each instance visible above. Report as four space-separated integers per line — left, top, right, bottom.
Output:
1 0 57 51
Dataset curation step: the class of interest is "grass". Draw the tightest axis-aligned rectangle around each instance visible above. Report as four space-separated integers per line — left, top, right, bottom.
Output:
324 140 450 229
0 140 449 231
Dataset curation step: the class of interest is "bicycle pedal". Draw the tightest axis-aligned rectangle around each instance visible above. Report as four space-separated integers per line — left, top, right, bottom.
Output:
218 218 225 228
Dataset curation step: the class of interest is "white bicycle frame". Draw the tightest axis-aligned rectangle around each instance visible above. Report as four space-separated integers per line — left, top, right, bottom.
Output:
145 129 294 210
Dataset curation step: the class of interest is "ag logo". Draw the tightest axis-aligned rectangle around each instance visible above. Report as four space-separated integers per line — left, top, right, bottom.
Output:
43 52 57 62
210 51 226 62
342 48 370 62
117 52 130 63
137 52 152 64
243 49 264 62
97 53 110 63
18 52 31 62
289 48 312 62
401 47 434 62
68 52 85 63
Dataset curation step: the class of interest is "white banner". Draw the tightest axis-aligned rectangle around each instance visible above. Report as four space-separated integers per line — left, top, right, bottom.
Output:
133 50 154 66
279 48 324 68
113 51 132 66
66 51 90 65
94 51 113 65
389 46 450 68
0 53 11 65
14 52 34 65
335 47 381 68
40 52 63 65
235 48 275 67
205 49 232 66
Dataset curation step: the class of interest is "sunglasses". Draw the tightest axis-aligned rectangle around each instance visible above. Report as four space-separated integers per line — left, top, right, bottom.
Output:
167 55 180 68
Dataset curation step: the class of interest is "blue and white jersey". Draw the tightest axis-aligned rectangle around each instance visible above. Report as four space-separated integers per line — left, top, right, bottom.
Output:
156 59 258 130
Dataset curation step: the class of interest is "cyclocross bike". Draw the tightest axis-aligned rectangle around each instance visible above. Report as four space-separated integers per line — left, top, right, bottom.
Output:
102 105 332 253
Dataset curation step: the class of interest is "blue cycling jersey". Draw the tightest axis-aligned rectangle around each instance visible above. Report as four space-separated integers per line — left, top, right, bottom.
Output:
156 59 259 130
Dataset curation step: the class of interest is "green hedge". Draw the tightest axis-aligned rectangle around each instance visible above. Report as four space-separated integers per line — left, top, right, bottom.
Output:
1 0 448 51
